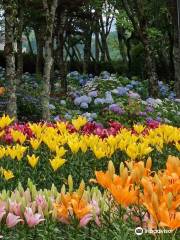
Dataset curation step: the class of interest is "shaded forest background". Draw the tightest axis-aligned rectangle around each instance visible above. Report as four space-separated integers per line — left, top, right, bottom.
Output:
0 0 179 120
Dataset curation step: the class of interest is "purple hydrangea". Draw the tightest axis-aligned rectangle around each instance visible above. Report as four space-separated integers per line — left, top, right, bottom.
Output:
128 91 141 99
139 112 147 117
146 106 154 113
109 104 124 115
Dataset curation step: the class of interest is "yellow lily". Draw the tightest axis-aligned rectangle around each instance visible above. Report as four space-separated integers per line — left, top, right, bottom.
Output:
27 154 39 168
72 116 87 130
50 156 66 171
30 138 42 150
2 169 14 180
0 115 14 129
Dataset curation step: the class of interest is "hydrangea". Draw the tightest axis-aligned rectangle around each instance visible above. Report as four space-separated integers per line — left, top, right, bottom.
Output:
91 113 97 119
139 112 147 117
146 106 154 113
88 91 98 98
128 91 140 99
81 95 92 104
100 71 110 80
116 87 128 96
168 91 176 100
109 104 124 115
74 97 82 106
164 118 171 124
94 98 105 105
156 117 162 122
104 92 114 104
48 104 56 110
146 98 162 107
74 95 92 106
80 102 89 109
60 100 66 106
64 113 72 119
54 115 60 121
131 80 139 86
126 84 133 90
82 112 91 118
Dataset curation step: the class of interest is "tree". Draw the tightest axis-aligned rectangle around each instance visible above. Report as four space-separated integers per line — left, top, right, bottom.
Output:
119 0 159 97
3 0 17 118
168 0 180 97
41 0 58 120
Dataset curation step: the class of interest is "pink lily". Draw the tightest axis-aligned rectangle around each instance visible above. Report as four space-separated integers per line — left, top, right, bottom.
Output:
24 207 45 228
9 201 21 216
35 195 47 209
0 205 6 222
6 213 23 228
79 200 101 227
80 214 93 227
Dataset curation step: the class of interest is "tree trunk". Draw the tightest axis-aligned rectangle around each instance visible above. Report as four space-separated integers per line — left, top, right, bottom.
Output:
122 0 159 97
126 36 132 75
42 0 58 120
168 0 180 97
16 6 24 83
35 29 44 78
83 33 92 74
95 32 100 62
143 39 159 97
4 0 17 119
58 11 67 94
117 27 127 64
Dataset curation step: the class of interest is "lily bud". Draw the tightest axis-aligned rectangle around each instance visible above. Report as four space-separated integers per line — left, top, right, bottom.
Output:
146 157 152 170
119 162 125 176
78 180 85 199
17 182 24 194
108 161 115 179
68 175 73 193
61 184 66 195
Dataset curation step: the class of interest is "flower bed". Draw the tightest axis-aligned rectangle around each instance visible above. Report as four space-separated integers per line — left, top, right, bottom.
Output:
0 115 179 238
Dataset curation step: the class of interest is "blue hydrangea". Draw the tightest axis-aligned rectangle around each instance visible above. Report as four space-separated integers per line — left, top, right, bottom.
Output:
116 87 128 96
88 91 98 98
74 97 82 106
74 95 92 106
104 91 114 104
80 102 89 109
126 84 134 90
131 80 139 86
65 113 72 119
94 98 105 105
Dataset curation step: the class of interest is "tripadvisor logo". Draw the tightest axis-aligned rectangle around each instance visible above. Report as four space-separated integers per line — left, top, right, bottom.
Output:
135 227 143 236
135 227 173 236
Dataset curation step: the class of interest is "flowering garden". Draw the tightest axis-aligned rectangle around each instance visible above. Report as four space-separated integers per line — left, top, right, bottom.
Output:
0 0 180 239
0 102 179 239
